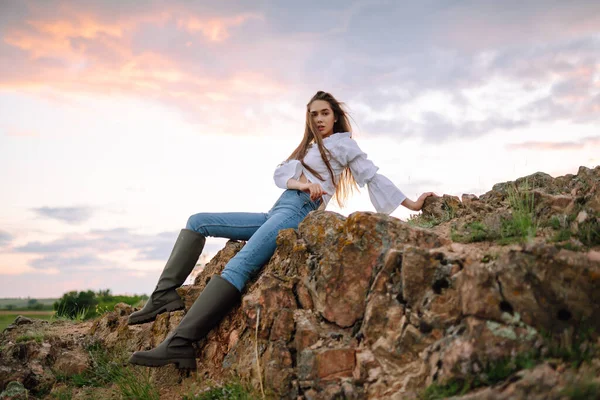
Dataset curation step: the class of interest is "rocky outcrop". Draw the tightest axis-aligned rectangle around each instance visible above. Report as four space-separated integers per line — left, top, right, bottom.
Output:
1 166 599 399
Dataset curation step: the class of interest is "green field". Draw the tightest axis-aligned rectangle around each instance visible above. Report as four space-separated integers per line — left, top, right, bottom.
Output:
0 311 55 332
0 298 57 309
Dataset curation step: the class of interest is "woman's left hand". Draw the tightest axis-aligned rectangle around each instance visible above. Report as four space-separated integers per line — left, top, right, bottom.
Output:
412 192 436 211
300 181 328 201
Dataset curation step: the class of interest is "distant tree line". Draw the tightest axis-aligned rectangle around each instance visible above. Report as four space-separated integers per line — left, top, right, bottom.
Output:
54 289 148 320
0 298 53 311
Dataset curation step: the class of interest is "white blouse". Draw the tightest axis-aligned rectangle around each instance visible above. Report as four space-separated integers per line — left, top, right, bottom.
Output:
273 132 407 215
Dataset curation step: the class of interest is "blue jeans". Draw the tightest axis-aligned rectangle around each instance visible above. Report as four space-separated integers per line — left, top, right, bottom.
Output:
186 189 321 291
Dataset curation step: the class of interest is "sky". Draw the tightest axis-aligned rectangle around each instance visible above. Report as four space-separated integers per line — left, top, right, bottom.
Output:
0 0 599 298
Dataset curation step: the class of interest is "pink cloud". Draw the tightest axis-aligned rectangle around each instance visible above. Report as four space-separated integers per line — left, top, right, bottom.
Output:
433 3 600 52
178 13 264 42
0 3 297 134
506 136 600 151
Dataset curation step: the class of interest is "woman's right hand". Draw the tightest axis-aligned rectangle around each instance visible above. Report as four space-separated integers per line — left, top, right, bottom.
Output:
300 182 328 201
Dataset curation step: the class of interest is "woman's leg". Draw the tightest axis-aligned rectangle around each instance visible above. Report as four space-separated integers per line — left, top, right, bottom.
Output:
128 190 319 368
186 212 269 241
128 212 268 325
221 205 312 291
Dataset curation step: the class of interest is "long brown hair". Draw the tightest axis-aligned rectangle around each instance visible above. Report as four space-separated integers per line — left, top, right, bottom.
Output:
285 91 358 208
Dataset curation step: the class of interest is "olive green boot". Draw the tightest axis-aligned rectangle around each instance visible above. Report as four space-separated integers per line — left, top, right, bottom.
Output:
128 275 240 369
128 229 206 325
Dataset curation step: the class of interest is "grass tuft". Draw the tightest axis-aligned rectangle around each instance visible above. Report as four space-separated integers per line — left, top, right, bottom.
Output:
407 199 456 229
420 379 471 399
576 217 600 247
451 222 493 243
16 332 45 343
54 342 159 400
421 324 597 399
183 382 260 400
50 386 73 400
561 380 600 400
551 229 572 242
542 326 597 368
500 183 537 241
450 182 539 245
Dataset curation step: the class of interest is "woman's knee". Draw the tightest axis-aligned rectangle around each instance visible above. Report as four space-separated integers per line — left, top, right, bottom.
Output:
186 213 209 236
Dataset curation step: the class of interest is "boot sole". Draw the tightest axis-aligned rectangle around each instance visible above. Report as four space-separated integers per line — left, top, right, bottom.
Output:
128 354 196 370
127 299 185 325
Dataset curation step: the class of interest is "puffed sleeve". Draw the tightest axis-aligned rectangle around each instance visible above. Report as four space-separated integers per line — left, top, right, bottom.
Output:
273 160 303 189
336 138 407 214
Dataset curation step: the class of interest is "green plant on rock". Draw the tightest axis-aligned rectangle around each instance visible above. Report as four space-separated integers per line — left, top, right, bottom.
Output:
498 183 537 243
183 381 260 400
480 351 538 385
561 380 600 400
451 221 496 243
548 215 565 230
421 349 540 399
420 379 472 399
555 242 582 252
551 228 572 242
50 387 73 400
421 322 598 399
543 325 597 368
54 342 160 400
440 198 457 220
576 217 600 247
406 198 456 229
407 214 443 229
114 368 159 400
16 332 44 343
466 221 492 242
546 214 574 244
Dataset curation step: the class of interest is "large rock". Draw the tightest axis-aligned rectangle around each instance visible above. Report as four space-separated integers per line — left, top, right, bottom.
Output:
1 166 599 400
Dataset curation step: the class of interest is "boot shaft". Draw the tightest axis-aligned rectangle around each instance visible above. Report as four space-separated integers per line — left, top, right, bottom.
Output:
156 229 206 291
175 275 240 342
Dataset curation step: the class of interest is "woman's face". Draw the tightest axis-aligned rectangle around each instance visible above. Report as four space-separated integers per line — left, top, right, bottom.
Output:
309 100 335 138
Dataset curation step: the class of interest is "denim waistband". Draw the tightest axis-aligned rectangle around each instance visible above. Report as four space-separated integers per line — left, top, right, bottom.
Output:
295 189 322 210
269 190 321 218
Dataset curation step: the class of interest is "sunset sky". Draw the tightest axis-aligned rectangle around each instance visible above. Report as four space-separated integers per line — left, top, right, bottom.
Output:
1 1 599 298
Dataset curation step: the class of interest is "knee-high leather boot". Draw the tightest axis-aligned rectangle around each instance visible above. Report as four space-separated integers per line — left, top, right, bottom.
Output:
128 229 206 325
128 275 240 369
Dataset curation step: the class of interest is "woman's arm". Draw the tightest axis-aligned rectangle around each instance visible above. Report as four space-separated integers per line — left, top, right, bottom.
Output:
402 192 436 211
286 178 305 191
287 178 328 201
335 136 436 214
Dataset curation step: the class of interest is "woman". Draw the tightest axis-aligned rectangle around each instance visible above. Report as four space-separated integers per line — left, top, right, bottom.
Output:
128 91 434 369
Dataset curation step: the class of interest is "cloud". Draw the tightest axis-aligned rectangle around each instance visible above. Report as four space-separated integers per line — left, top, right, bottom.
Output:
13 228 227 271
31 206 95 224
1 0 600 141
356 108 529 143
431 1 600 52
0 268 160 297
0 1 289 135
136 237 224 262
506 135 600 151
0 230 13 247
29 253 108 270
15 228 171 256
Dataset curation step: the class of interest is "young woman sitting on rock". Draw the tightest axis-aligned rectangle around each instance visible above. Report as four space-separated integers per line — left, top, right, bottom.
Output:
128 90 435 369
